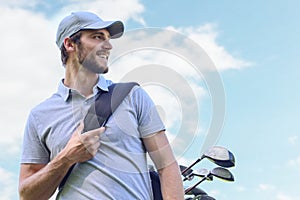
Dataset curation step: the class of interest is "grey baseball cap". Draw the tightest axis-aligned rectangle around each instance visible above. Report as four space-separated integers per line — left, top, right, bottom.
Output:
56 11 124 48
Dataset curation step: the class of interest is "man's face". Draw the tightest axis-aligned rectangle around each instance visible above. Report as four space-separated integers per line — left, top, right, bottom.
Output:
76 29 112 74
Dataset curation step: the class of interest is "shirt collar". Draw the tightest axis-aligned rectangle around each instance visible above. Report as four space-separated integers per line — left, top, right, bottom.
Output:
57 76 112 102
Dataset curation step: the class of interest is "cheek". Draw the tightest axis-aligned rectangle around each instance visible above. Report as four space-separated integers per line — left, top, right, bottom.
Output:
77 44 91 60
78 49 92 63
77 47 84 62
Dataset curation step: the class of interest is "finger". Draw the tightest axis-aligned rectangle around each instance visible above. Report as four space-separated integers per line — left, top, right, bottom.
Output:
85 127 105 137
81 128 103 144
86 141 100 156
75 121 84 134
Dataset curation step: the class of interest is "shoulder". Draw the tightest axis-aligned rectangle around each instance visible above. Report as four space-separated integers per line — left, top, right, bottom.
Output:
29 92 63 119
126 84 156 112
129 84 151 99
131 86 156 108
30 80 68 114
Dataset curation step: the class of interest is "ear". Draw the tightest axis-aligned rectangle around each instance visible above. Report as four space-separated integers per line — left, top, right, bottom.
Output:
63 37 76 52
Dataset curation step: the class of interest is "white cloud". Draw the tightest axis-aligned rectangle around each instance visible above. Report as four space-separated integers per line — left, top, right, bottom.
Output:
107 25 243 156
0 7 63 156
209 189 220 196
59 0 145 25
235 185 246 192
0 0 38 9
288 135 298 145
258 183 276 191
0 0 145 25
276 192 294 200
106 47 208 157
168 24 252 71
0 10 67 199
0 167 17 200
105 25 250 157
288 156 300 168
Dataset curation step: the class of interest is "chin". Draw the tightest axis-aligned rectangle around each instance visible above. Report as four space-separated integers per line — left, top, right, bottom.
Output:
102 67 109 74
99 64 109 74
83 62 109 74
91 67 109 74
95 63 109 74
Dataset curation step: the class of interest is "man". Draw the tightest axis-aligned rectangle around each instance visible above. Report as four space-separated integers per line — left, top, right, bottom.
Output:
19 11 184 199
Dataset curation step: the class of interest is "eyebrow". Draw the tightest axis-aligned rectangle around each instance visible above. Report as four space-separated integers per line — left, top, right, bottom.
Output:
91 30 111 39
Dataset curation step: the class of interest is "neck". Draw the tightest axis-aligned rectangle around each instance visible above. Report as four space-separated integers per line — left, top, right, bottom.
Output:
64 62 99 97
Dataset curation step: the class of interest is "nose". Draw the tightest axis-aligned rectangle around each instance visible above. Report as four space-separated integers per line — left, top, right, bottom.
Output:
103 39 112 50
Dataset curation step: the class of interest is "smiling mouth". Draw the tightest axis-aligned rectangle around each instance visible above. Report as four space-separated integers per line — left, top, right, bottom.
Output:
99 54 108 60
97 51 109 60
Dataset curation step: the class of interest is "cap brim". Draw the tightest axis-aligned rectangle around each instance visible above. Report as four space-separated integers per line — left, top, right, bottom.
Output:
82 20 124 39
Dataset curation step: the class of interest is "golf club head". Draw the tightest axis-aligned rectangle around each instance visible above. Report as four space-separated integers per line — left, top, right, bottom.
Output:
193 195 216 200
202 146 235 168
194 168 209 177
210 167 235 182
193 168 213 181
185 187 207 196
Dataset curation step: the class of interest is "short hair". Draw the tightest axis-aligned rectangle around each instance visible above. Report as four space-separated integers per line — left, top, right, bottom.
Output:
60 31 82 65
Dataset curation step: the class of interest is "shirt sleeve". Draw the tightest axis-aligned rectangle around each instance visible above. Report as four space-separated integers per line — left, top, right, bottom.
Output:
20 112 50 164
131 86 165 138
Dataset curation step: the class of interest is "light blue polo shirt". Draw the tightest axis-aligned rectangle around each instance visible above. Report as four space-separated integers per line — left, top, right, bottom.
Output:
21 76 165 199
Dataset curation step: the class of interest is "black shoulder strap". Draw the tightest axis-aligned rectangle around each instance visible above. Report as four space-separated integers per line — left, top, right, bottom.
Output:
59 82 139 190
83 82 139 132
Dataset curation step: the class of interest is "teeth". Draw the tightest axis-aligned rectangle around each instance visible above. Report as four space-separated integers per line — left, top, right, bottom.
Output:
97 51 109 60
99 55 107 59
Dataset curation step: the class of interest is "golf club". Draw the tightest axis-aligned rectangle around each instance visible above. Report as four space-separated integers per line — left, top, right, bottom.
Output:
180 165 194 180
181 165 197 181
190 195 216 200
184 186 217 200
185 167 234 194
181 166 213 182
181 146 235 176
185 186 207 196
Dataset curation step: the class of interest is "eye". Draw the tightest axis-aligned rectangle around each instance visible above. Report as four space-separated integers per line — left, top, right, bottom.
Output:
94 35 104 40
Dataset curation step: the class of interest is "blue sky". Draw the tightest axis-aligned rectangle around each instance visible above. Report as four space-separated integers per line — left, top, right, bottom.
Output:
0 0 299 199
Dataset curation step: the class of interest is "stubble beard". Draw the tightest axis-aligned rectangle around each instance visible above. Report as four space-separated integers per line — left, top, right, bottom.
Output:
77 45 109 74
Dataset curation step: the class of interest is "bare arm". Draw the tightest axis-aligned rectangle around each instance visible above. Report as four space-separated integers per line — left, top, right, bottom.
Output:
19 155 72 200
18 122 104 200
143 131 184 200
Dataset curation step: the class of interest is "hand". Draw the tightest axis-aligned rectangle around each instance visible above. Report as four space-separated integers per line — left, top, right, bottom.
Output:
63 122 104 164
